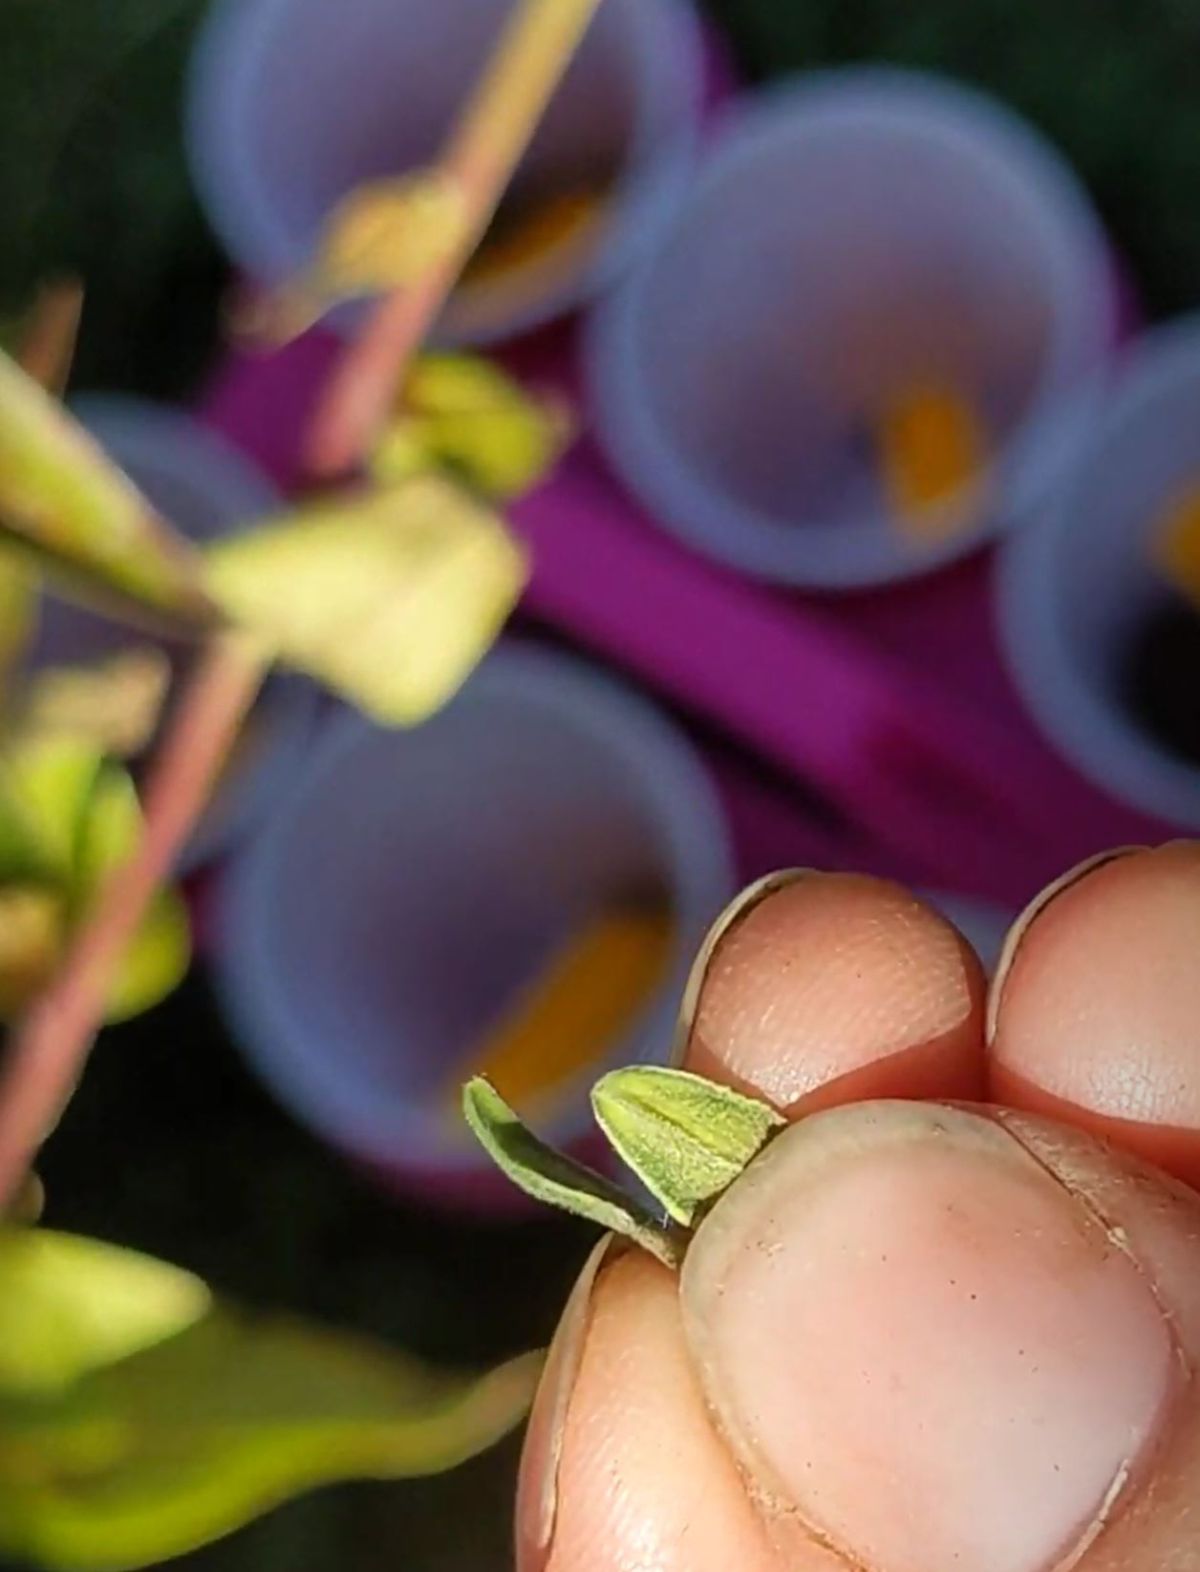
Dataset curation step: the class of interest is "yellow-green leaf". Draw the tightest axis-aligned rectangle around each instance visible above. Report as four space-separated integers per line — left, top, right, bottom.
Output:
0 745 189 1019
0 1230 210 1400
205 476 527 725
0 736 103 885
371 354 571 501
462 1077 680 1267
0 352 215 628
0 882 186 1022
18 649 171 760
0 1292 539 1570
0 883 64 1014
246 171 472 343
317 171 471 298
72 764 143 898
0 552 37 697
101 891 190 1023
591 1066 784 1227
368 421 430 488
0 737 106 1012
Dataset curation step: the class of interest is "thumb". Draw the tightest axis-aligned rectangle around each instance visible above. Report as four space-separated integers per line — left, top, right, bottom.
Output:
524 1100 1200 1572
682 1100 1194 1572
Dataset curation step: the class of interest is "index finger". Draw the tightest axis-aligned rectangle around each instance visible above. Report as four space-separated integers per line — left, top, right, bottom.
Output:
679 870 988 1114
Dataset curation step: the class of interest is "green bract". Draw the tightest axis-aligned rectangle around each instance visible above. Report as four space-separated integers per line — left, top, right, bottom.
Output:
462 1078 682 1267
592 1066 784 1227
372 353 571 501
0 737 189 1020
463 1065 785 1261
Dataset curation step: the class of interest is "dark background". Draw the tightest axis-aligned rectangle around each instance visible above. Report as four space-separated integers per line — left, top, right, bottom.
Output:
4 1 1200 1566
6 0 1200 401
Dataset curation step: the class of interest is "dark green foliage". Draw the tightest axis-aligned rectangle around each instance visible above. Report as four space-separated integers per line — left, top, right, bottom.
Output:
3 0 1198 407
1 0 228 400
706 0 1200 316
19 973 585 1571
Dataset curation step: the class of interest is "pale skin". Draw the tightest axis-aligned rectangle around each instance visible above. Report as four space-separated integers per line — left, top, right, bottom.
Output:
516 843 1200 1572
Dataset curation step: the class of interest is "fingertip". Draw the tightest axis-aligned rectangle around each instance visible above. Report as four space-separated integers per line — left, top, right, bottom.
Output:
685 873 987 1115
988 842 1200 1184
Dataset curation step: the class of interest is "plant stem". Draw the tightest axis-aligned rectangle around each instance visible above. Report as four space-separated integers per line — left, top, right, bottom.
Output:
0 0 596 1209
305 0 602 479
0 633 268 1204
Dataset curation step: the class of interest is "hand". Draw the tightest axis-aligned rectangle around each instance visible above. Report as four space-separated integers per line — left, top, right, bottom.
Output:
517 846 1200 1572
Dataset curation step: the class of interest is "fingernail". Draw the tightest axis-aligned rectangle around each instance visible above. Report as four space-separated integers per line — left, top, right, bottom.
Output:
988 848 1144 1044
516 1237 615 1569
671 870 814 1066
682 1102 1177 1572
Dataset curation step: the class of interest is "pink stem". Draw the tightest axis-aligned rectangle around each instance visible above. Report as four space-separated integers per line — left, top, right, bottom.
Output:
305 0 602 478
0 634 265 1204
0 0 599 1209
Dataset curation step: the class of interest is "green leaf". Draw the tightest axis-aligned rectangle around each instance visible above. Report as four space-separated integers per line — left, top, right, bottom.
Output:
317 171 471 298
591 1067 785 1227
0 1230 210 1400
18 648 170 760
246 171 471 343
462 1077 681 1267
205 475 527 726
0 744 189 1019
0 736 103 885
72 762 145 898
0 1241 540 1571
371 354 571 501
100 891 190 1023
366 421 429 487
0 351 215 628
0 739 103 1014
0 551 37 698
0 884 64 1014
